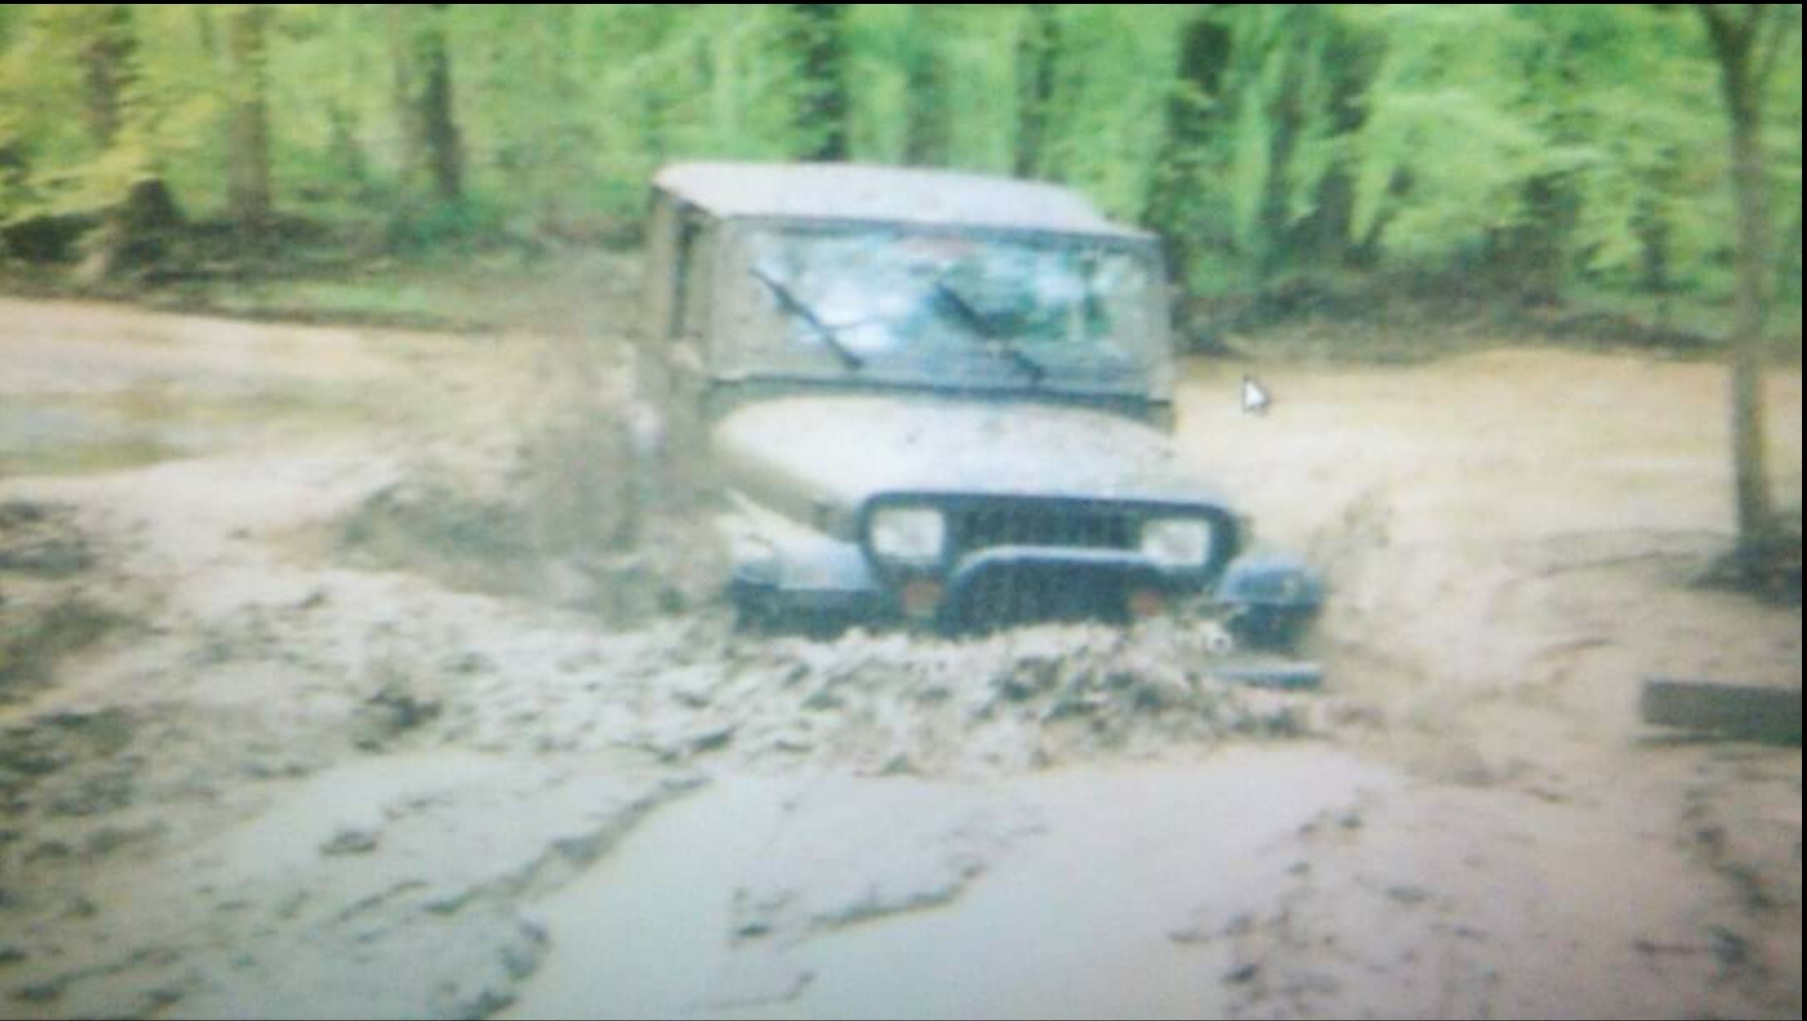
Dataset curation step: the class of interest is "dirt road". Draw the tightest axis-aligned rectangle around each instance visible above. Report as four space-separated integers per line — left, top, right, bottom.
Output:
0 296 1799 1019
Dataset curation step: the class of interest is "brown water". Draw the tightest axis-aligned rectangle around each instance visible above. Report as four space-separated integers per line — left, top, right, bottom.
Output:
506 749 1395 1021
0 298 1798 1020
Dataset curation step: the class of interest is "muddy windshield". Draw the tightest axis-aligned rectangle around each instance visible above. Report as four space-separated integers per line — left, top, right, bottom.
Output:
720 222 1170 395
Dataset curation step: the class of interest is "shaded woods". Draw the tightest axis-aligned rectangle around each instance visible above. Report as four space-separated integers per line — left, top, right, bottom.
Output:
0 6 1795 303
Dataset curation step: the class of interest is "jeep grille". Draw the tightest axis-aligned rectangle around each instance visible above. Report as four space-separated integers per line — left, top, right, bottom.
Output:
950 501 1136 555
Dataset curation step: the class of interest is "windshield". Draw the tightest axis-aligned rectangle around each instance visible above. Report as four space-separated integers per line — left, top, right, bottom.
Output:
720 222 1171 395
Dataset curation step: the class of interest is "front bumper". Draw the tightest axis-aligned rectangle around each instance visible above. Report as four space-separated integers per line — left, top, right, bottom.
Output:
731 532 1322 639
937 546 1183 630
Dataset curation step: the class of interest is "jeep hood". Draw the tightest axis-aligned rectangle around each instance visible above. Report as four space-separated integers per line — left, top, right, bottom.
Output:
712 395 1231 528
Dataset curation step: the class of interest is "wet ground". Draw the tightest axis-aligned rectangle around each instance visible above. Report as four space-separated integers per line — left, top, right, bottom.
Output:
0 295 1800 1019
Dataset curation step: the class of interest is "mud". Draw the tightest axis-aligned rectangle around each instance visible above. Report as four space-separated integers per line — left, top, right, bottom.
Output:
0 294 1799 1019
0 503 127 709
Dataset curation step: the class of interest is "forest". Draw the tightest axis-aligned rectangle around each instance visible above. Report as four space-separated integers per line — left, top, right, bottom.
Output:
0 4 1799 323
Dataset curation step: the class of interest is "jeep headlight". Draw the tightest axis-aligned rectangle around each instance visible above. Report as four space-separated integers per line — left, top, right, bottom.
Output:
870 506 947 565
1141 517 1214 569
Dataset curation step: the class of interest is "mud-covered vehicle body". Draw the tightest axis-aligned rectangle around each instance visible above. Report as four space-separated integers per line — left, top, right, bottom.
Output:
645 162 1321 642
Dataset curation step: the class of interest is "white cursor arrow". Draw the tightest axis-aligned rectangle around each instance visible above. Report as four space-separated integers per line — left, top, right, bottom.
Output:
1242 376 1273 416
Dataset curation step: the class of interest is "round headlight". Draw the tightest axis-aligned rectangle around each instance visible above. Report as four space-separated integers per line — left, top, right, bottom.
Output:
1141 517 1213 569
870 506 947 565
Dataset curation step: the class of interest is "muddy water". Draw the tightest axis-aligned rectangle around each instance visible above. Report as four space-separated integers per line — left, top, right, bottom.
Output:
0 297 462 476
507 749 1395 1020
1177 350 1802 548
1178 349 1802 724
1 300 1799 1020
501 775 795 1021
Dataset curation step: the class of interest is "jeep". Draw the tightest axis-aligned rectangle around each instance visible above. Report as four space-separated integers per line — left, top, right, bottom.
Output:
642 162 1322 644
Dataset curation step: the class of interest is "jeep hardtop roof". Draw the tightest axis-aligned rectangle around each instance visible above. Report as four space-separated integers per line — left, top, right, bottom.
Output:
654 161 1149 241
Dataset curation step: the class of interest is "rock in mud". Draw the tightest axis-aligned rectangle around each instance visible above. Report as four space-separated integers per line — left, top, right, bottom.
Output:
1225 961 1262 985
321 827 381 857
354 670 444 751
0 710 138 824
0 601 123 704
0 503 93 578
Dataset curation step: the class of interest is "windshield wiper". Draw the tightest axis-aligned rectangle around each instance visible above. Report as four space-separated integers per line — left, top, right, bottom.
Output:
932 280 1047 385
749 268 864 372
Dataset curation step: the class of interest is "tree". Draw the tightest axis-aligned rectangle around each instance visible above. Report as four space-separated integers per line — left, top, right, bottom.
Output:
1695 3 1799 565
902 6 951 167
81 3 134 148
790 4 849 162
416 5 462 204
389 4 463 205
1294 11 1383 269
1784 211 1803 302
1145 9 1236 289
1014 4 1059 179
63 4 183 278
3 3 1794 294
1253 5 1318 281
225 3 273 227
323 4 374 193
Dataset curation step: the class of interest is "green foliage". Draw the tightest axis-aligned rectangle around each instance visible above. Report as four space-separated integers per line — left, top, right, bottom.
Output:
380 196 508 256
0 4 1797 311
1045 5 1188 220
1347 5 1557 259
0 6 221 221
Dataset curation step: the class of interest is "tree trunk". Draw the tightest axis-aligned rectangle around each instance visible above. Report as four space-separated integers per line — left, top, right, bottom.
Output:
64 6 189 279
1257 6 1313 282
81 4 134 148
193 4 220 61
328 106 369 190
1144 12 1235 289
623 11 674 165
1781 211 1802 304
903 7 951 167
791 5 850 163
387 6 419 190
1722 55 1778 557
388 5 464 205
1699 4 1782 562
1634 189 1674 323
1494 173 1579 305
1298 16 1379 269
225 4 274 229
325 4 371 192
1014 4 1059 179
419 5 462 204
708 14 743 147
